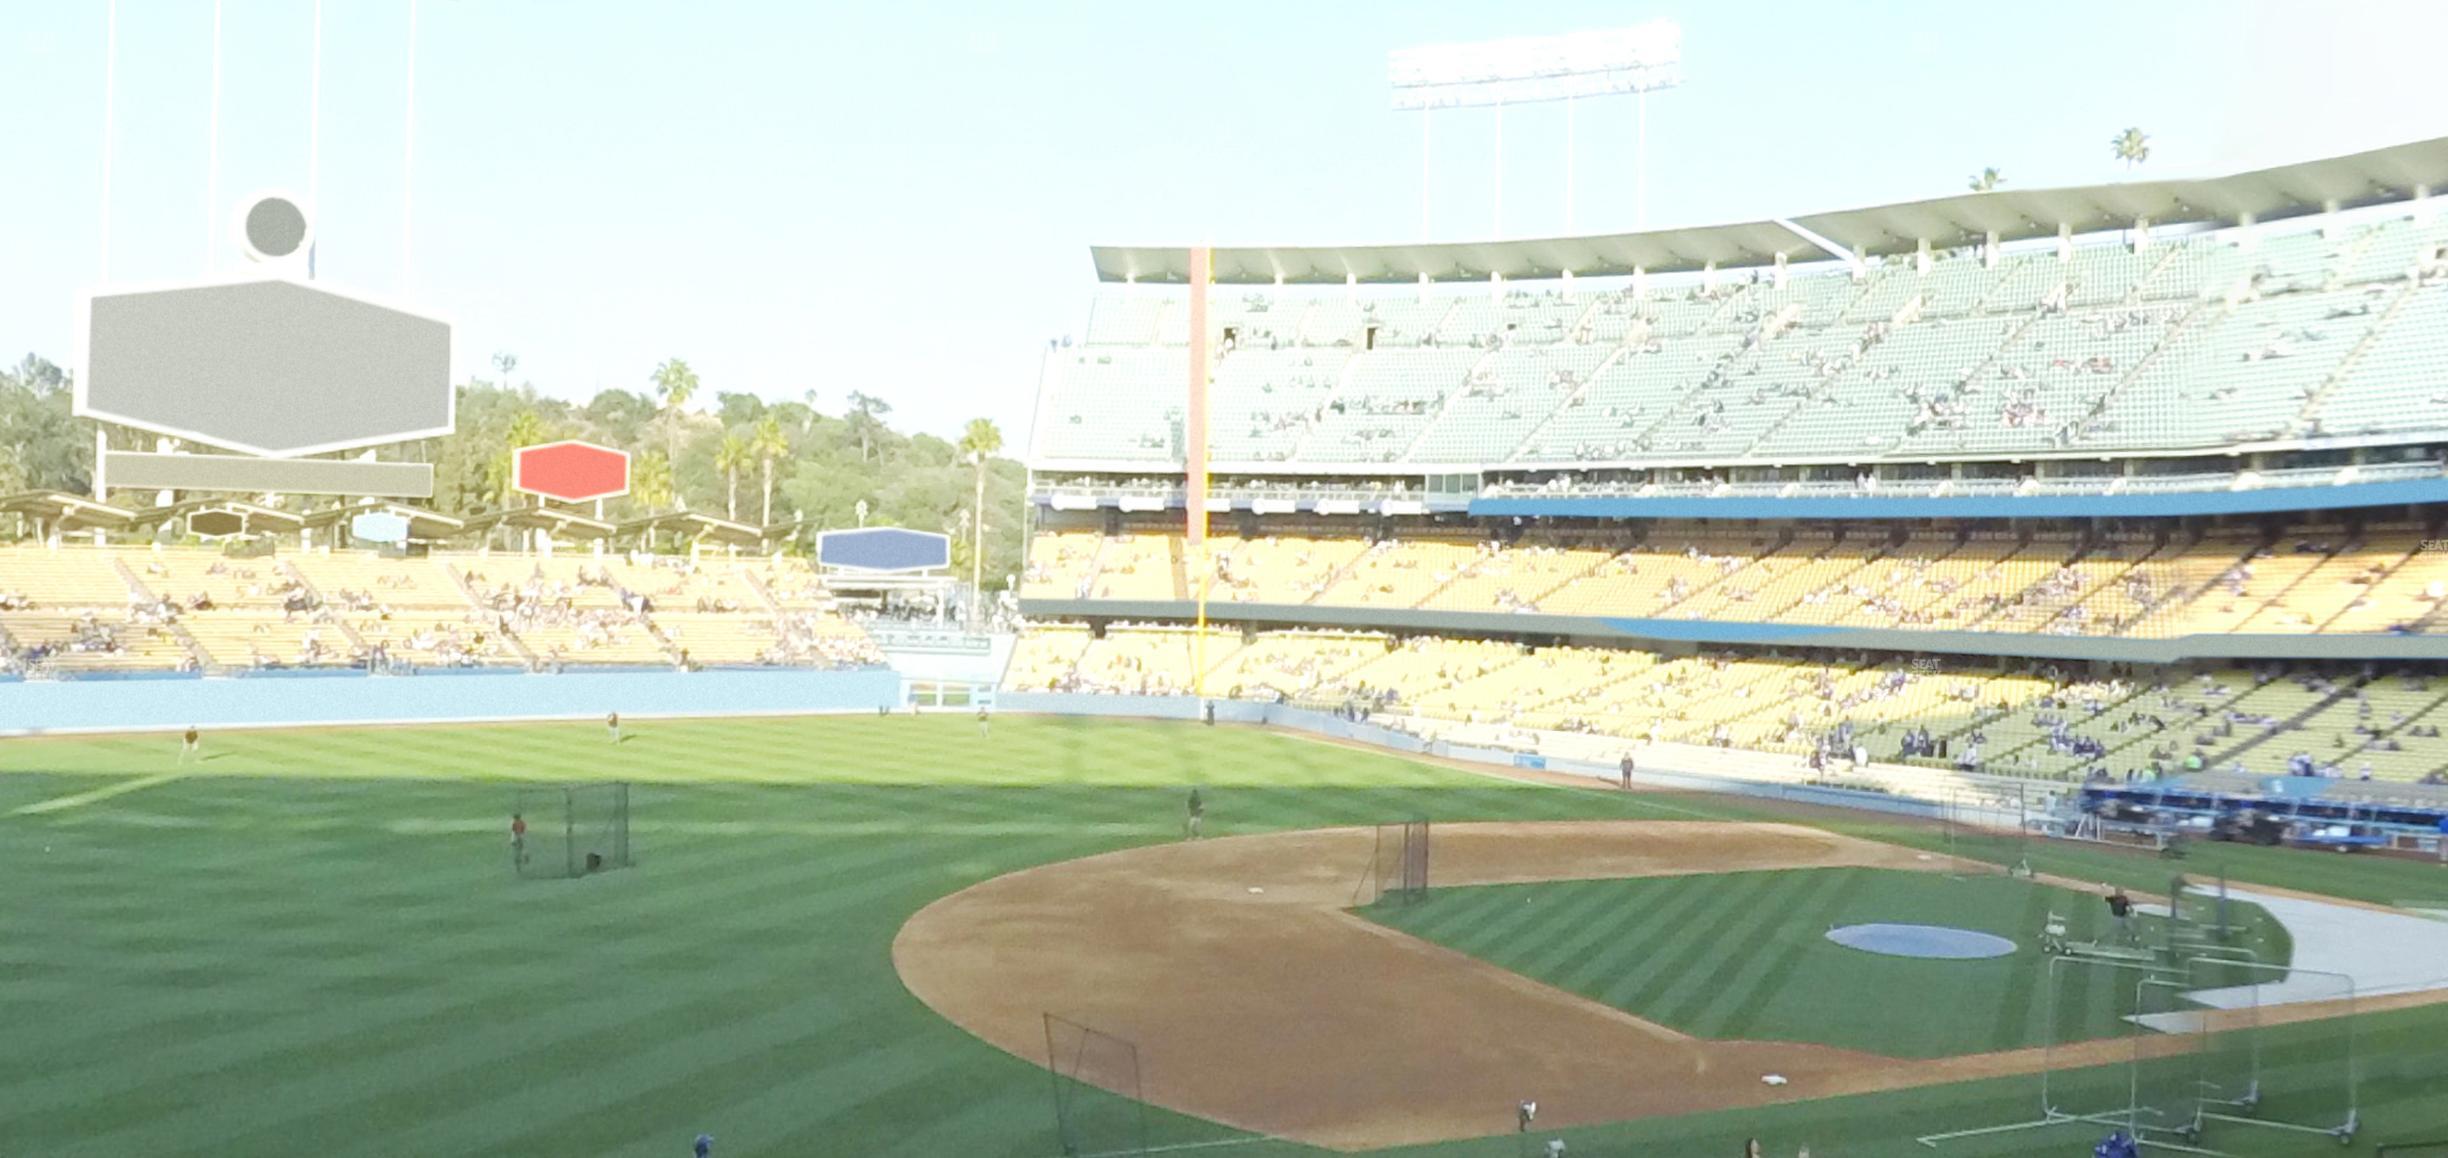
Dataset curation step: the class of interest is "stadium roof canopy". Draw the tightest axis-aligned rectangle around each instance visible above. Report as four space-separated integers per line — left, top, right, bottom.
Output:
615 511 765 546
121 499 305 534
0 491 134 531
462 506 618 540
1092 135 2448 285
297 501 465 538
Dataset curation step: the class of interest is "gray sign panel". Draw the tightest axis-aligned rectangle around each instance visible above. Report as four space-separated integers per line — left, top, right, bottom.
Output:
104 451 435 498
81 279 452 457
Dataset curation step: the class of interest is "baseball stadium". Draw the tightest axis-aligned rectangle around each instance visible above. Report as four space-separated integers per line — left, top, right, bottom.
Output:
11 5 2448 1158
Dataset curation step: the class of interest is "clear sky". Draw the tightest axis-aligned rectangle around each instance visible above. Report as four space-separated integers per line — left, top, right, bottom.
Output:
5 0 2446 448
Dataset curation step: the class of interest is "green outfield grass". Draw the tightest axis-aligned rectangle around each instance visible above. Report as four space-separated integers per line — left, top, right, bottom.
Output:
1364 867 2288 1057
1 714 2444 1157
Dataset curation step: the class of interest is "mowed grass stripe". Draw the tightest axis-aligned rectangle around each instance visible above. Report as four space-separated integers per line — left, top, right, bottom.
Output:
1504 879 1640 979
1685 868 1875 1038
1642 871 1833 1027
1985 880 2060 1051
1512 878 1680 988
1598 871 1792 1010
0 825 987 1125
1546 875 1727 996
326 1003 940 1158
61 830 1058 1155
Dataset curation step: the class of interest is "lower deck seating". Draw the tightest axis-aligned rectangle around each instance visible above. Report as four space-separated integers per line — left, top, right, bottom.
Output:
2 545 876 673
1002 625 2448 785
1026 522 2448 637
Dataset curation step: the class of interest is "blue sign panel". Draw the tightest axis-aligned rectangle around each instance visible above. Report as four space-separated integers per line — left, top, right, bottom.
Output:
351 511 410 543
818 527 952 572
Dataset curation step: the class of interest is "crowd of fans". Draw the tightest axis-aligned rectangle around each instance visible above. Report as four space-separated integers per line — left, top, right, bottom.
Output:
0 546 889 676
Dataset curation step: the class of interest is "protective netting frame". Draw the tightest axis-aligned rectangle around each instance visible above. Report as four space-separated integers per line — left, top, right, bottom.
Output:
1917 952 2360 1152
1353 819 1430 907
1939 786 2033 880
2130 976 2209 1146
2181 957 2359 1145
2166 872 2239 955
1044 1014 1149 1158
1919 955 2209 1153
512 782 632 880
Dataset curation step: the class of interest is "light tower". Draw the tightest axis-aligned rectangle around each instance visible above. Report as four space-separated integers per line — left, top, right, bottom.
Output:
1389 22 1683 239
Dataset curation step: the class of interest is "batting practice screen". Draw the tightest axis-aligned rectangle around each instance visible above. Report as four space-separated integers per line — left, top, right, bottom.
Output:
513 782 632 880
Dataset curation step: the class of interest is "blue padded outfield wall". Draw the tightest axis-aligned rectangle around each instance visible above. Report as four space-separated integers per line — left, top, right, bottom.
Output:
0 668 904 737
1469 475 2448 521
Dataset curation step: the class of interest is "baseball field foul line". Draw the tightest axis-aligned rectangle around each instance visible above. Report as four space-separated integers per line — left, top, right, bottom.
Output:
8 772 189 816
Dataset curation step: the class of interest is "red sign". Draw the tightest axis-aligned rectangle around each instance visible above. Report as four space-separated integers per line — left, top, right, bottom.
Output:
511 440 630 503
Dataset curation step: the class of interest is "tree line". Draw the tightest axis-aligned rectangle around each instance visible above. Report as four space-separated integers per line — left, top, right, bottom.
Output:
0 353 1028 592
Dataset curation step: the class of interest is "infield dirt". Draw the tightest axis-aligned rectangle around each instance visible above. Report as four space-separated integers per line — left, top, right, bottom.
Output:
890 820 2396 1150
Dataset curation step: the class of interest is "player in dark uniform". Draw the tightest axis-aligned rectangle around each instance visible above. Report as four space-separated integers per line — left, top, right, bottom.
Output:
1185 788 1205 840
179 725 201 764
1619 753 1635 789
2105 885 2136 944
511 812 529 869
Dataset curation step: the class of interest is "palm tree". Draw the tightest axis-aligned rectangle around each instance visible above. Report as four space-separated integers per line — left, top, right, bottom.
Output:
714 433 750 521
1967 167 2005 193
649 357 699 467
800 388 820 433
492 351 519 389
492 408 547 507
628 450 674 551
750 415 789 527
2110 127 2151 172
956 417 1003 623
632 450 674 510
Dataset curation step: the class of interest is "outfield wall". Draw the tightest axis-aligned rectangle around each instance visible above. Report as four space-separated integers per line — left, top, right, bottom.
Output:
0 668 903 736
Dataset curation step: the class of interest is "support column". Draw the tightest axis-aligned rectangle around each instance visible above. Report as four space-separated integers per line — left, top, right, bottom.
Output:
1916 238 1932 275
2058 222 2073 262
1983 231 2000 269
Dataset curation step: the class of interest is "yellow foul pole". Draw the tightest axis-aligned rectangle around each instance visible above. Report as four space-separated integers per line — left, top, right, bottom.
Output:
1187 246 1212 697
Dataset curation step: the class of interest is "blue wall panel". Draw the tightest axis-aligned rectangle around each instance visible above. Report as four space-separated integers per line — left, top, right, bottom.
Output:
1470 477 2448 521
0 668 903 736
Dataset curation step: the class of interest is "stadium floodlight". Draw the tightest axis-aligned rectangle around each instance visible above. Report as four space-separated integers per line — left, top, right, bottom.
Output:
1387 23 1683 111
1389 23 1683 237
